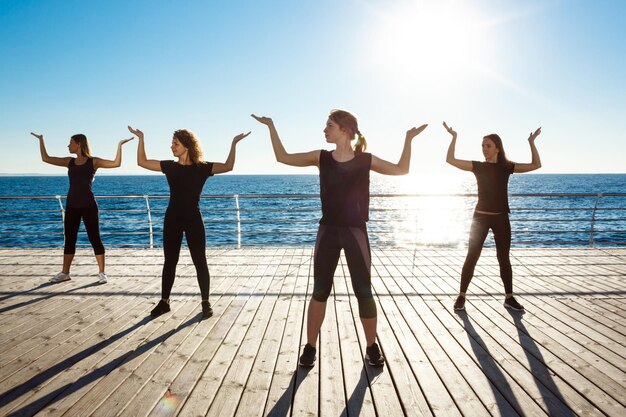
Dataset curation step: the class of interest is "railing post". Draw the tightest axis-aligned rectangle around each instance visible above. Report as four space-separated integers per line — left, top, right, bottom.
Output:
55 195 65 227
144 195 154 249
234 194 241 249
589 193 601 247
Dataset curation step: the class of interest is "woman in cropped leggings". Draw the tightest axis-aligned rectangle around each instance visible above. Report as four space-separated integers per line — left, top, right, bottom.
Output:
30 132 133 285
443 122 542 312
253 110 427 367
129 125 249 319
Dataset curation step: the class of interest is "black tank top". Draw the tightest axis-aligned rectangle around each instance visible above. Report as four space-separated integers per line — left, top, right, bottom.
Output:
66 158 97 208
319 150 371 228
472 160 515 213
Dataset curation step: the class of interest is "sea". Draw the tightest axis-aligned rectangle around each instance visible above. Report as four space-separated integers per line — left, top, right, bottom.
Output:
0 174 624 249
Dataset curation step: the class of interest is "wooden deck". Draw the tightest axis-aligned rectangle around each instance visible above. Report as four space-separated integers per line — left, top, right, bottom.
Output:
0 247 625 417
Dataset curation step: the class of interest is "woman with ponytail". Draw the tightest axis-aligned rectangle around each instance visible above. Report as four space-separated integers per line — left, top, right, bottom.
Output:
128 126 249 319
443 122 542 312
30 132 134 284
252 109 427 367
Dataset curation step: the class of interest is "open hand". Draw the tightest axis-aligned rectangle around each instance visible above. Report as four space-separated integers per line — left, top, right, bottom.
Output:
119 137 135 146
251 114 274 126
127 125 144 139
30 132 44 141
528 127 541 142
442 122 457 138
233 131 251 144
406 124 428 141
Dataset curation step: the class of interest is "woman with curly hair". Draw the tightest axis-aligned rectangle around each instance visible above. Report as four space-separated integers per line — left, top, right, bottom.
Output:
128 126 249 319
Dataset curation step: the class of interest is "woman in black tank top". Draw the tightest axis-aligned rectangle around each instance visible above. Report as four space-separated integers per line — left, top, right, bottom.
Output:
30 132 134 285
253 110 427 368
443 122 542 312
128 125 249 320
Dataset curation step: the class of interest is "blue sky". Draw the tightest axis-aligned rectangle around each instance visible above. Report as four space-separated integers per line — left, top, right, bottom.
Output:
1 0 625 175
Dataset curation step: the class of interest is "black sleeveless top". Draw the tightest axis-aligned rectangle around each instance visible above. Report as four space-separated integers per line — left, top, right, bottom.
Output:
160 160 214 214
472 161 515 213
66 158 97 208
319 150 371 228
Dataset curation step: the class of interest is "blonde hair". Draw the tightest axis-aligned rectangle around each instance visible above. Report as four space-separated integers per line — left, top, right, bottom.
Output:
173 129 204 164
329 109 367 153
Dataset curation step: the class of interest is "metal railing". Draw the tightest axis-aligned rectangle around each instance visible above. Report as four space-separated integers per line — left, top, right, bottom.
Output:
0 193 625 248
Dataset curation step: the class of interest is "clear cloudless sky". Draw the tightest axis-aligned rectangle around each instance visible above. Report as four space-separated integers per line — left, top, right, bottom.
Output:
1 0 625 176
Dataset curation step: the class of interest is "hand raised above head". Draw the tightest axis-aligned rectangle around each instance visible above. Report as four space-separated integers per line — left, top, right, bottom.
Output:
406 124 428 141
30 132 44 140
251 114 273 126
127 125 144 138
233 131 251 144
119 137 135 146
528 127 541 142
442 121 457 138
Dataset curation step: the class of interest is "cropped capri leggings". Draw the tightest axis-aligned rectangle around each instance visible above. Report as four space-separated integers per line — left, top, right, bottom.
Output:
312 224 376 318
161 209 210 301
460 212 513 294
63 206 105 255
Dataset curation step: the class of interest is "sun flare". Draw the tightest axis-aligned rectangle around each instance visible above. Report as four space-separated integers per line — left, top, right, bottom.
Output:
368 1 492 84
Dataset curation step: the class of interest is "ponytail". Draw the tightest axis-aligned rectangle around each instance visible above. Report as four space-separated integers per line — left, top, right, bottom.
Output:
329 109 367 153
355 130 367 153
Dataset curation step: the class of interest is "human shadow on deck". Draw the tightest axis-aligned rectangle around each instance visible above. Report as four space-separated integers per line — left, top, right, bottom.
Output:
506 310 576 417
266 368 307 417
342 365 382 417
457 311 523 416
0 282 99 314
1 314 200 416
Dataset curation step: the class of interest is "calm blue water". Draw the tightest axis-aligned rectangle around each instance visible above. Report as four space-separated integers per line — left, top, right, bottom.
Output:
0 174 624 248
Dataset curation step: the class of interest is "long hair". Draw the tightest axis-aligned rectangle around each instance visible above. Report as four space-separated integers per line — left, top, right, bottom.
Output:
483 133 512 167
173 129 204 164
70 134 91 158
329 109 367 153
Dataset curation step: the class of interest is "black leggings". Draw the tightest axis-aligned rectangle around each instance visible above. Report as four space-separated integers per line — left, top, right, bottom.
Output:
461 212 513 294
64 206 105 255
162 209 210 300
313 224 376 318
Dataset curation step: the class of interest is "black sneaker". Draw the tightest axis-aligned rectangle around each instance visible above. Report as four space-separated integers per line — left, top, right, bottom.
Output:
504 296 524 311
299 343 316 367
366 342 385 367
453 295 466 311
201 300 213 319
150 300 171 317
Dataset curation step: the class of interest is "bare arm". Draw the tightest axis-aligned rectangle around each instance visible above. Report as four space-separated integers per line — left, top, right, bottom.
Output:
514 127 542 173
93 137 135 169
30 133 71 167
443 122 472 171
128 126 162 172
212 131 251 174
371 124 428 175
251 114 320 167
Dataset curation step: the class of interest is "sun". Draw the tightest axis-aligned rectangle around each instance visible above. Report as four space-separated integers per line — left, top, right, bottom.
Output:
366 1 493 86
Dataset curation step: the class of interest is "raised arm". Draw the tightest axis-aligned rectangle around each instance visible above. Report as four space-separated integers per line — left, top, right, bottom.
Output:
30 133 71 167
128 126 162 172
443 122 472 171
93 137 135 169
514 127 542 173
251 114 320 167
212 131 251 174
371 124 428 175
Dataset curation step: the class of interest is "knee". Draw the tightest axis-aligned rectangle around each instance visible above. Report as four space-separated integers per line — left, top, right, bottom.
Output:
312 287 331 302
357 297 377 319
